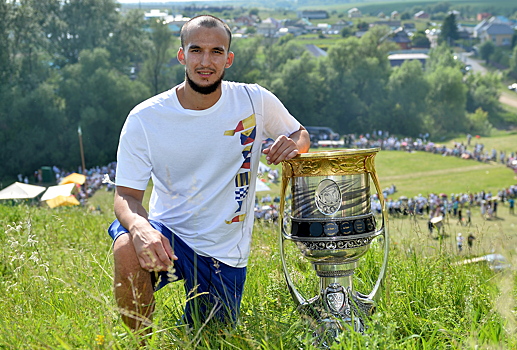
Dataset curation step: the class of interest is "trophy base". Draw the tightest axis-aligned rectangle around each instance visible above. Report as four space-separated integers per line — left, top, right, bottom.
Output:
298 287 373 336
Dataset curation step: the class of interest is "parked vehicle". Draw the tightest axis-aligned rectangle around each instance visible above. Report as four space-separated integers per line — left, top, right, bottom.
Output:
508 83 517 91
305 126 339 140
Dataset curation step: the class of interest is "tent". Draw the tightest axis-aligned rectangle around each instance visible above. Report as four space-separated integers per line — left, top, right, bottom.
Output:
0 182 46 200
258 161 271 174
256 180 271 192
46 195 80 208
41 183 75 201
59 173 86 185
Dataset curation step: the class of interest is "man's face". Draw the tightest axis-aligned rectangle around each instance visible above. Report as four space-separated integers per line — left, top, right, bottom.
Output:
177 24 234 95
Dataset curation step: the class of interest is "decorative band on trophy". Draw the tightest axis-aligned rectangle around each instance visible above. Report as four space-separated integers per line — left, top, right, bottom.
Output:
290 213 376 238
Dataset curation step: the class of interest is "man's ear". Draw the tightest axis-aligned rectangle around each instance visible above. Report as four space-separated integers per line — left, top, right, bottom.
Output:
177 47 186 65
225 51 234 69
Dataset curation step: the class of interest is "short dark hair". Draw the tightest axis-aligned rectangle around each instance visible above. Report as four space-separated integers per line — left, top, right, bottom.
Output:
180 15 232 50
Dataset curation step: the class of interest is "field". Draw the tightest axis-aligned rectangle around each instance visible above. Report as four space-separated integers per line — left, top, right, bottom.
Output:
1 144 517 349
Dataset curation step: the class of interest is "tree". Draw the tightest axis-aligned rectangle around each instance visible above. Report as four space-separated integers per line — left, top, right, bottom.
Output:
467 108 492 136
224 37 261 83
268 52 323 127
59 48 150 167
386 60 430 136
426 44 460 73
509 45 517 77
479 40 495 64
465 72 501 121
44 0 119 66
139 19 175 95
425 66 467 135
107 9 149 73
412 31 431 48
439 13 459 45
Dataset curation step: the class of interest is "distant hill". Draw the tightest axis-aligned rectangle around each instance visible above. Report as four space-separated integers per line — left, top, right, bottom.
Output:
120 0 516 18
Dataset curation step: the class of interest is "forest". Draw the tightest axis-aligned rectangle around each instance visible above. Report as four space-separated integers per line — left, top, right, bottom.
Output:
0 0 514 182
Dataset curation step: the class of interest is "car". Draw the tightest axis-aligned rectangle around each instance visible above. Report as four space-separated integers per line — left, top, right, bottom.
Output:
305 126 339 141
508 83 517 91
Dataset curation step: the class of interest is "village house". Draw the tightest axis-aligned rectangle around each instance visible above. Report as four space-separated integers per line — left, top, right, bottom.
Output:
474 17 515 46
348 8 362 18
414 11 430 20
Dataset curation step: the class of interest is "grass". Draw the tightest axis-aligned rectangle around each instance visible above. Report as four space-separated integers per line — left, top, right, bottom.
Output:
0 144 516 349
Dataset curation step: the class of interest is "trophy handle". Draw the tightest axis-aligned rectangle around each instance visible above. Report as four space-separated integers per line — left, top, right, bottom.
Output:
366 166 389 302
279 171 310 307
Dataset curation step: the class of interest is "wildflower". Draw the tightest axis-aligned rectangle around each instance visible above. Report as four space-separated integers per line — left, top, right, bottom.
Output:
95 334 105 345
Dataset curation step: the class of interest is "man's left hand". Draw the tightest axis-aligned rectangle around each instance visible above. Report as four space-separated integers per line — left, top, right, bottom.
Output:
262 128 310 165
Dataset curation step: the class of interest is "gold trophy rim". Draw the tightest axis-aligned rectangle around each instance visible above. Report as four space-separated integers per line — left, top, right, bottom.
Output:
287 147 380 161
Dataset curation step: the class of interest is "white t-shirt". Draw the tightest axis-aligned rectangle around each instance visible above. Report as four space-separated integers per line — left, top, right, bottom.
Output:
116 81 301 267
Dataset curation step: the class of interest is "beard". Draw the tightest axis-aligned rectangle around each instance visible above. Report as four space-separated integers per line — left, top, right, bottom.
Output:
186 70 225 95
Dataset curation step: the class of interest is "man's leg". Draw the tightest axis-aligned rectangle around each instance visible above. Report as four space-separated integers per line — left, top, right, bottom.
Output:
113 233 155 331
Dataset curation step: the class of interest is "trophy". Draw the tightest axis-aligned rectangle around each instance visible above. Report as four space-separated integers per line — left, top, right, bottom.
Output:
279 148 388 340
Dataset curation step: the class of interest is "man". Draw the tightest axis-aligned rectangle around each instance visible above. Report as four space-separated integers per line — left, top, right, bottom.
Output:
109 15 310 332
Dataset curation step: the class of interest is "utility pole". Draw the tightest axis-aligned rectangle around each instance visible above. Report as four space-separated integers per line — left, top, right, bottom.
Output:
78 125 88 199
78 126 86 175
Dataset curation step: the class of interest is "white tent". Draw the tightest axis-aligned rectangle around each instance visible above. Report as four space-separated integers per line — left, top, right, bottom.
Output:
40 183 75 201
258 161 271 173
0 182 46 200
256 180 271 192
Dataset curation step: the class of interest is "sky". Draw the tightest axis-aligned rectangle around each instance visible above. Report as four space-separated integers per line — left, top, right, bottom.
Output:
118 0 224 3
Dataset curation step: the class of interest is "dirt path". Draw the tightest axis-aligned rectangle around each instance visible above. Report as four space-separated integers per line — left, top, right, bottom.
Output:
500 93 517 109
382 163 491 182
461 53 517 110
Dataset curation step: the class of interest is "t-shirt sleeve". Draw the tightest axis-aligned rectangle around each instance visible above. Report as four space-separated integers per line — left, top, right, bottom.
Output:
258 85 302 139
115 115 151 191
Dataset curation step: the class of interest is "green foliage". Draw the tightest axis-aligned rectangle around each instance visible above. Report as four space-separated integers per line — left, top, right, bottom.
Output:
467 108 493 136
439 13 459 45
139 19 175 96
1 160 517 349
465 72 503 126
425 66 468 136
411 31 430 49
0 0 514 183
479 40 496 64
509 45 517 76
386 60 429 136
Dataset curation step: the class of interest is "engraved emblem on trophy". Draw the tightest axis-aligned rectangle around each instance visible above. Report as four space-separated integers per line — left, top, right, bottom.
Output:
279 148 389 343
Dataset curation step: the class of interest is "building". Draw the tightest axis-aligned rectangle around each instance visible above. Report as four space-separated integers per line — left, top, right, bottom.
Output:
414 11 430 19
298 10 329 20
348 8 362 18
479 23 514 46
386 27 412 50
305 44 327 58
144 9 168 21
474 17 514 46
477 13 492 21
388 50 429 67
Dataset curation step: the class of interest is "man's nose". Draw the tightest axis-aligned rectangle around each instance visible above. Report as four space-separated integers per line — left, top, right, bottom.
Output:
200 52 211 66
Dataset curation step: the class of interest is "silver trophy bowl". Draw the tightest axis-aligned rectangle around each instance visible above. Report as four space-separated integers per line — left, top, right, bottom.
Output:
279 148 389 341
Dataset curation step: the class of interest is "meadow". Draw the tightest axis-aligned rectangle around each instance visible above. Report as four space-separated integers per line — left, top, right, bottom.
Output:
0 145 516 349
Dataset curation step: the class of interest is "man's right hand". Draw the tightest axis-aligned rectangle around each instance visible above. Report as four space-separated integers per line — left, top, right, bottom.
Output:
114 185 177 272
130 225 177 272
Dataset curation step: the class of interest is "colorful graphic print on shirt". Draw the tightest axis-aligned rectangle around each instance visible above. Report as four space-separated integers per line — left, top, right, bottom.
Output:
224 114 256 224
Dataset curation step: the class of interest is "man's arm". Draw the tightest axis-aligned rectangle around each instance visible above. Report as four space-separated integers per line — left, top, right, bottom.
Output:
262 126 310 165
114 186 176 271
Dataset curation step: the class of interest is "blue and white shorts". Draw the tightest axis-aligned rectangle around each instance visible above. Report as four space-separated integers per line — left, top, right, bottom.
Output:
108 219 247 325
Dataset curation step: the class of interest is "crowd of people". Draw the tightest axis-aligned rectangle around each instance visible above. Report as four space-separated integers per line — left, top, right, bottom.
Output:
346 131 517 173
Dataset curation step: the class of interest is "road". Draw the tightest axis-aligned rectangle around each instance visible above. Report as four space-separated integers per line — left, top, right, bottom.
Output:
459 52 517 109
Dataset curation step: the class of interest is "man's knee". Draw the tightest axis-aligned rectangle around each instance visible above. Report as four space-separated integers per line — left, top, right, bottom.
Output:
113 234 146 283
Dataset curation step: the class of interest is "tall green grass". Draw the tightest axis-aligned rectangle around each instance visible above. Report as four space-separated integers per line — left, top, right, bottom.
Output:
1 148 516 349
